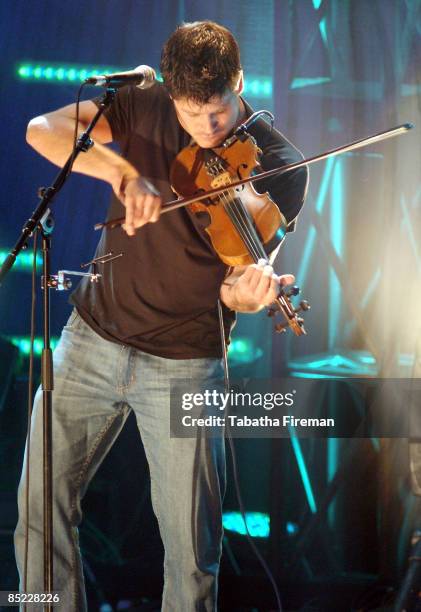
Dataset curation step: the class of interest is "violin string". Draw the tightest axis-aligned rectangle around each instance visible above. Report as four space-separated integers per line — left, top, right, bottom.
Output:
209 159 287 319
227 196 266 261
215 181 261 262
213 160 267 262
206 162 260 261
210 161 262 262
219 188 264 262
214 160 268 261
214 158 301 326
231 195 267 260
221 193 262 262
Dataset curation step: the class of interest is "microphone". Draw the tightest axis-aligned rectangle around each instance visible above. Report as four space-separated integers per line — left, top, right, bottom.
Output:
85 65 156 89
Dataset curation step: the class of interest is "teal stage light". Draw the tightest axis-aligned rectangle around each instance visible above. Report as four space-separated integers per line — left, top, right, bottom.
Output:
286 521 299 535
291 77 331 89
228 337 263 364
223 511 270 538
0 250 42 271
16 63 272 98
17 63 123 84
222 513 299 539
7 336 59 356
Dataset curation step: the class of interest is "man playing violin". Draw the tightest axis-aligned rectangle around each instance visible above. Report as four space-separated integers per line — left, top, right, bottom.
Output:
15 21 308 611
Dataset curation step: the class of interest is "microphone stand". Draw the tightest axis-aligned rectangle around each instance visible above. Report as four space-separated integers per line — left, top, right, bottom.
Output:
0 87 116 609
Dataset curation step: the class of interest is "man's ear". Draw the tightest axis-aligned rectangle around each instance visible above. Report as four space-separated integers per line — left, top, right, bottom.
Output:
234 70 244 95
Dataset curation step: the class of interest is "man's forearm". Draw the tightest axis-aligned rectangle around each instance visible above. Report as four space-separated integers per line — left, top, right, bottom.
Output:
26 113 138 193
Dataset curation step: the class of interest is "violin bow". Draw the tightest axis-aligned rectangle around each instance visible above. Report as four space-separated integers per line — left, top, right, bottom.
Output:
94 123 413 231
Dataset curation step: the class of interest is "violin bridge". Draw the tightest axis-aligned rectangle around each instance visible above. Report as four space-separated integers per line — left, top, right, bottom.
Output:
210 172 232 189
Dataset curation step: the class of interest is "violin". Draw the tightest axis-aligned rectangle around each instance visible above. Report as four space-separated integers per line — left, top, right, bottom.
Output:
95 119 413 336
169 118 310 335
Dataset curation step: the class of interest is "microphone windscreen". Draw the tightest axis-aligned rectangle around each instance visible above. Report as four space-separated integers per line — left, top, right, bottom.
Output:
135 65 156 90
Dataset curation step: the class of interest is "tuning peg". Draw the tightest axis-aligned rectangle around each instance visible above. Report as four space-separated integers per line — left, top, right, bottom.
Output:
295 300 310 313
274 322 288 333
269 288 310 335
267 307 277 318
286 285 300 298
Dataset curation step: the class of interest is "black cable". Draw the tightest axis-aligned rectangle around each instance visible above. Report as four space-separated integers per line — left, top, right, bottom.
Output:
226 426 283 612
66 82 86 177
23 229 39 610
217 300 283 612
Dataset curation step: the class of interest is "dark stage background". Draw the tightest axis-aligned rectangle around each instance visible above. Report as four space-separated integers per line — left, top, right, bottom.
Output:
0 1 420 610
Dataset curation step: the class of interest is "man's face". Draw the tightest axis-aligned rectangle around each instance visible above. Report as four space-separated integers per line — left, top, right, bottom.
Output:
172 88 244 149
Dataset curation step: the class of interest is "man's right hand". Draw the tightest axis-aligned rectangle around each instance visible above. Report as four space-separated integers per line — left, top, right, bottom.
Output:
114 176 163 236
26 100 162 236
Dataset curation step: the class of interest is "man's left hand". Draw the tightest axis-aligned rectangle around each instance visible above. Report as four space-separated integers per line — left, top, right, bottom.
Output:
220 259 295 313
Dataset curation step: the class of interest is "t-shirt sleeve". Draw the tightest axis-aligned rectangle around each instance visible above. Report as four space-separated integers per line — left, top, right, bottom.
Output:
250 123 309 230
92 84 156 142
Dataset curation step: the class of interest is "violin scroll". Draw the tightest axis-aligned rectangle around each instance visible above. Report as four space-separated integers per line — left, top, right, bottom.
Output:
267 285 310 336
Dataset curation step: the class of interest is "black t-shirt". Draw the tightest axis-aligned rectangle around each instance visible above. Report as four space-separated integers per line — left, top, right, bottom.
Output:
71 83 308 358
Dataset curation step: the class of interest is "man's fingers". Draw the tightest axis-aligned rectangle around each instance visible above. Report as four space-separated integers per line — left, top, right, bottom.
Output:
263 277 280 305
132 196 161 227
244 259 269 291
124 194 136 236
238 262 274 301
141 194 161 224
254 265 276 302
242 265 296 306
241 264 260 283
142 192 156 214
132 195 147 227
148 196 161 223
279 273 295 286
150 196 161 222
123 196 162 235
120 177 162 234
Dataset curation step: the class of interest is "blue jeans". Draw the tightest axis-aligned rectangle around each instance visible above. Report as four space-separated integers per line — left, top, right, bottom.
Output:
14 310 226 611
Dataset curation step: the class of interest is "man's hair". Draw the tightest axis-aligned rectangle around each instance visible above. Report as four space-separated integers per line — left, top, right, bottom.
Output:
160 21 242 104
